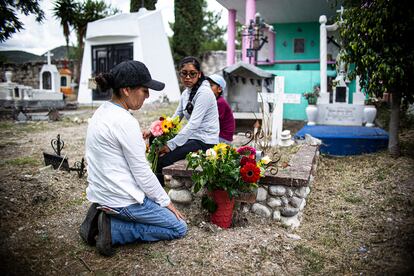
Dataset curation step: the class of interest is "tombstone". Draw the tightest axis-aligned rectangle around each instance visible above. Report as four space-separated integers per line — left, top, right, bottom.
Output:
318 17 376 127
0 60 65 111
223 62 274 117
39 51 61 93
16 111 28 122
223 62 279 150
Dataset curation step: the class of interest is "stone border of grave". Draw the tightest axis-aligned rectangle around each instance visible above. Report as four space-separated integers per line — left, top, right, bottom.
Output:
162 144 319 229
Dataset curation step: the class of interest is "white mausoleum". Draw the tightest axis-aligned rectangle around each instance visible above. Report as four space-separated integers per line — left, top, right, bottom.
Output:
78 9 180 105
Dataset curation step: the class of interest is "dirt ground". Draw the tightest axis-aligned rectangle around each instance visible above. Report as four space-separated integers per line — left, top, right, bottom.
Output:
0 102 413 275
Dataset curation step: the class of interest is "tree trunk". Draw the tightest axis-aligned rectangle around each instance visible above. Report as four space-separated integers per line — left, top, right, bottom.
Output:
388 89 401 157
75 31 85 85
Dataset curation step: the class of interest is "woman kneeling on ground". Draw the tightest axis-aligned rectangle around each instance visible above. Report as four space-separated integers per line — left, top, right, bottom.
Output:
79 60 187 256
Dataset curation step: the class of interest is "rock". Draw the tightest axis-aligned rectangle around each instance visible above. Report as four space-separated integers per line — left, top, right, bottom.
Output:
299 198 306 211
267 197 283 208
252 203 271 218
272 210 281 221
280 215 301 229
285 233 301 240
168 189 192 204
305 134 322 146
166 178 184 189
281 206 299 217
289 196 304 208
269 185 286 196
256 187 268 202
281 196 289 207
295 187 311 198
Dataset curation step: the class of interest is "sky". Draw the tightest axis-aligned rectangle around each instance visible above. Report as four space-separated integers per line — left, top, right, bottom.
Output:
0 0 228 56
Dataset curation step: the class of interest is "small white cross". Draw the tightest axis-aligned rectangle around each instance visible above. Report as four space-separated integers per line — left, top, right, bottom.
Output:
336 6 344 22
45 51 54 65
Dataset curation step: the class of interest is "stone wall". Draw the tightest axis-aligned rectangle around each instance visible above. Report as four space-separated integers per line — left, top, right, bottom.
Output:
201 50 242 76
0 60 76 89
163 144 319 229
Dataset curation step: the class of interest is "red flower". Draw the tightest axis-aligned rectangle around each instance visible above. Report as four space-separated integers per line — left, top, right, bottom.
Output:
240 163 261 183
237 146 256 156
240 156 256 166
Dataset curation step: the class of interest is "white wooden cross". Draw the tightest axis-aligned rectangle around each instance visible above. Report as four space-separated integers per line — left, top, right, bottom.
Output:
257 76 285 146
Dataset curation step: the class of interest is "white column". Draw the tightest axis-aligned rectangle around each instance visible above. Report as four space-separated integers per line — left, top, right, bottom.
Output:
272 76 284 146
319 15 329 104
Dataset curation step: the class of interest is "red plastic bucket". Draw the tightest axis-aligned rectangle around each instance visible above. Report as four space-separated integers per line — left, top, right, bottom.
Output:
210 190 235 228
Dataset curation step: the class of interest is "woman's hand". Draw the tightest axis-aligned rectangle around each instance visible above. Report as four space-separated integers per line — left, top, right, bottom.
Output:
142 130 152 139
159 145 170 156
166 202 186 220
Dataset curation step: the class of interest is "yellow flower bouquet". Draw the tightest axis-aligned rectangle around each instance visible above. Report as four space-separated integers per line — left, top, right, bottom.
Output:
147 115 182 171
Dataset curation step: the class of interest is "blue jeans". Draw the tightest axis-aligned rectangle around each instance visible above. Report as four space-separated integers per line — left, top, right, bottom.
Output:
110 197 187 245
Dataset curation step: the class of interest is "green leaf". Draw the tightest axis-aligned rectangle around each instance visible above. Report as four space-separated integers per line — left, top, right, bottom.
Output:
201 195 217 213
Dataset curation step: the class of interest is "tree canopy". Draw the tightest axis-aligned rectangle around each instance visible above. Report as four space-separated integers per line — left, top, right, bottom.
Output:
340 0 414 156
340 0 414 104
171 0 204 64
0 0 45 42
52 0 78 55
200 3 226 53
52 0 119 82
171 0 227 64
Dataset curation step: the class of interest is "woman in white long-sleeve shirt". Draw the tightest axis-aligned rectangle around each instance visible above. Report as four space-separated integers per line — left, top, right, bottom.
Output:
79 60 187 256
149 56 219 185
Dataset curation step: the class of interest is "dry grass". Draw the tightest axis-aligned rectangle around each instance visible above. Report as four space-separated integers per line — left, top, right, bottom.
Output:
0 102 413 275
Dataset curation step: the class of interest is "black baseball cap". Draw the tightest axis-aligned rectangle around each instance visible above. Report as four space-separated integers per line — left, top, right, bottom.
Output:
110 60 165 91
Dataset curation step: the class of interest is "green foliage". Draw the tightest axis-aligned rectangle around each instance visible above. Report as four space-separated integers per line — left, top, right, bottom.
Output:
186 144 264 201
235 22 244 50
200 6 226 52
303 84 320 104
0 0 45 42
52 0 78 55
340 0 414 105
130 0 157 12
171 0 204 64
294 244 325 273
53 0 119 81
201 195 217 213
4 156 40 166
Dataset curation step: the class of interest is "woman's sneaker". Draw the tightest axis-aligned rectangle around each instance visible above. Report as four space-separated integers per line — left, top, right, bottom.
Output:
79 203 100 245
96 212 115 256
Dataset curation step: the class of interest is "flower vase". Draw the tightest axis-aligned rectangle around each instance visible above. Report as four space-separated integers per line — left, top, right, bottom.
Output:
364 105 377 127
210 190 235 228
305 104 318 126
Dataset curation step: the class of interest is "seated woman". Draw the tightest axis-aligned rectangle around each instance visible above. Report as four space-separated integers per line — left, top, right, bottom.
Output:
79 60 187 256
146 56 219 185
207 74 235 144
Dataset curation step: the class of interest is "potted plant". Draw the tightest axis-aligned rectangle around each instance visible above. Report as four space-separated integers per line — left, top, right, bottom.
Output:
303 85 320 125
303 85 320 105
186 144 271 228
